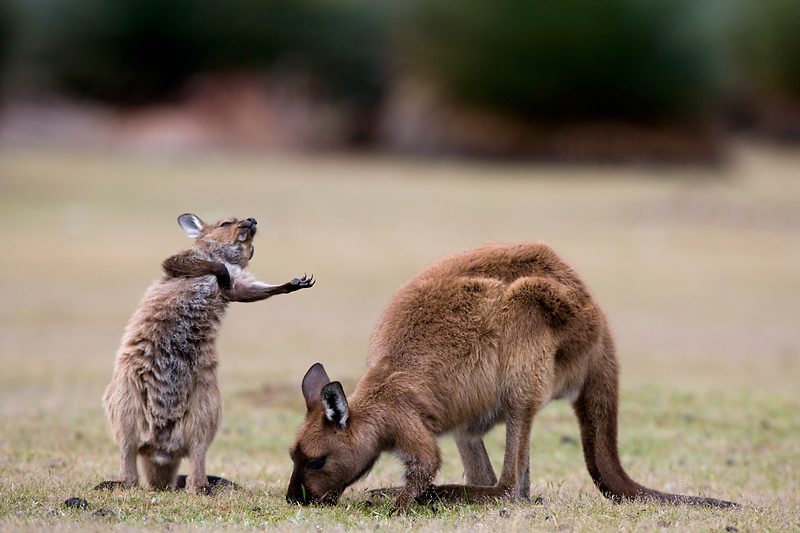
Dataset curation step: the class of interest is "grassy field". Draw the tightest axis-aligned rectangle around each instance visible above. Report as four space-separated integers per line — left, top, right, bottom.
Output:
1 143 799 531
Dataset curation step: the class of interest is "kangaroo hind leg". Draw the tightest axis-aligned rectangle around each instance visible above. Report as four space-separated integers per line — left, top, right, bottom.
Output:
95 441 139 490
455 435 497 486
424 403 538 504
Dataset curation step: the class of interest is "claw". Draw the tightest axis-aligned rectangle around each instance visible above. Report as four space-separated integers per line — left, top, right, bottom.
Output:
289 273 315 289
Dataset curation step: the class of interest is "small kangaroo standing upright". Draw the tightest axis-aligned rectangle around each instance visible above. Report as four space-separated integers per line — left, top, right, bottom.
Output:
98 213 313 493
287 242 734 511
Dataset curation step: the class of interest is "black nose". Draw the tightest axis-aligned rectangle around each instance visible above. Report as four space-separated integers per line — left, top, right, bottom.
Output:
286 492 307 505
240 218 257 229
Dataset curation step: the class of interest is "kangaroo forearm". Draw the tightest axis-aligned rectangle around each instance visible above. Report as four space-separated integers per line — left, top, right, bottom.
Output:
223 274 313 302
223 281 295 302
162 255 231 288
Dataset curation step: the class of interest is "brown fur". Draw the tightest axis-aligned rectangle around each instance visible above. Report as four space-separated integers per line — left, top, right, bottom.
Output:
99 213 313 493
287 242 734 511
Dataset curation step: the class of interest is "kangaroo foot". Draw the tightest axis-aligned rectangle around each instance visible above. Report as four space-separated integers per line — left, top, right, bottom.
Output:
175 475 241 494
367 486 403 498
416 483 515 504
94 480 134 491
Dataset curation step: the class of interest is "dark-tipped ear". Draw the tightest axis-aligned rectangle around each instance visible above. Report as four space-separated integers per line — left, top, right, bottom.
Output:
178 213 206 239
301 363 330 412
321 382 348 429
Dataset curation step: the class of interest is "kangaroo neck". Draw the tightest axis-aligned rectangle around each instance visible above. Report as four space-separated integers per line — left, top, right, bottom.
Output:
198 240 249 268
348 371 429 453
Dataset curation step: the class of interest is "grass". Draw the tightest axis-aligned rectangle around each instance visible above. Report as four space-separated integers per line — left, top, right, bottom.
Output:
1 143 799 531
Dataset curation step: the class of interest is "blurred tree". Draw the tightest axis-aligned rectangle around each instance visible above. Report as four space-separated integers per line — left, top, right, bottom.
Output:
732 0 800 139
394 0 730 123
35 0 388 109
0 0 12 90
40 0 201 104
738 0 800 100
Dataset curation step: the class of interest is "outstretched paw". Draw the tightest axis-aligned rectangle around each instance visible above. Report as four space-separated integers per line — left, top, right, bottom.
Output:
289 273 315 291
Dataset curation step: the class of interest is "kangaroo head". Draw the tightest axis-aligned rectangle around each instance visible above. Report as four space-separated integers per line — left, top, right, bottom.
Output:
178 213 257 267
287 363 376 506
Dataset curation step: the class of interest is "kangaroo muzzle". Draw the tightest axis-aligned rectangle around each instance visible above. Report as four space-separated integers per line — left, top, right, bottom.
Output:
237 218 257 241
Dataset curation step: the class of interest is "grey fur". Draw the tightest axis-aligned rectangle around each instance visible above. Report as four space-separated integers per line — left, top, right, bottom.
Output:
100 214 313 493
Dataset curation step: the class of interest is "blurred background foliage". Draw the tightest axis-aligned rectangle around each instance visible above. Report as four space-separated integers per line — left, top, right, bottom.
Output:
730 0 800 140
0 0 799 152
738 0 800 99
6 0 389 106
0 0 11 88
394 0 730 122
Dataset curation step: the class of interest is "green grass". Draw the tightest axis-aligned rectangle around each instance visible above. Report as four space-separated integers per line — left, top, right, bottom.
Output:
1 388 797 530
1 144 799 530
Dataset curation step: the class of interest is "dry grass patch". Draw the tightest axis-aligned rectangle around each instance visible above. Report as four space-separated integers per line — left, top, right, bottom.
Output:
1 144 799 530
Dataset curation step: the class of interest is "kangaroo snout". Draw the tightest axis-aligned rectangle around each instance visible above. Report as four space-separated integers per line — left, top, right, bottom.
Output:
285 487 336 507
239 217 257 237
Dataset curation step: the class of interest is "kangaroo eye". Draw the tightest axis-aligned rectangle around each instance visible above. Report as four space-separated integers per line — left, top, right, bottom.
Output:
307 456 327 470
220 221 233 227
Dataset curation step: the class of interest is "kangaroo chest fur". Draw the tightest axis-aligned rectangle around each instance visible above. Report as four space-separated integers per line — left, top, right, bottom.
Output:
117 274 227 451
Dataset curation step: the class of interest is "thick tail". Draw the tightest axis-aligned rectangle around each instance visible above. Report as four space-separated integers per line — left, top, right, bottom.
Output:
572 338 736 508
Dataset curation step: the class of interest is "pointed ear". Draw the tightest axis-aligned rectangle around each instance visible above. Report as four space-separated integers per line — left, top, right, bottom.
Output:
321 382 348 429
301 363 330 412
178 213 207 239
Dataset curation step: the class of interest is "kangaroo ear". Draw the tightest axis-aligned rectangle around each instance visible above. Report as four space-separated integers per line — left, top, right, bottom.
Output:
178 213 207 239
321 382 348 429
301 363 331 412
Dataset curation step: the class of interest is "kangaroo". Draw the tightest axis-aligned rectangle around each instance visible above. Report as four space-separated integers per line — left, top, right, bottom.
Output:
98 213 314 494
287 242 734 511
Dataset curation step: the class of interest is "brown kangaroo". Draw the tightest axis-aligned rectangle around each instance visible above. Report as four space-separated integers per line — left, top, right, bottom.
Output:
98 213 314 494
287 242 734 511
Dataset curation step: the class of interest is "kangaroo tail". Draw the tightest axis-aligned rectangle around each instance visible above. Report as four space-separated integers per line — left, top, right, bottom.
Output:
572 335 736 508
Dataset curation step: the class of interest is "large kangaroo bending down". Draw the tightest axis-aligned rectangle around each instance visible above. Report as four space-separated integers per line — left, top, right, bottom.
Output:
99 213 313 494
287 242 734 511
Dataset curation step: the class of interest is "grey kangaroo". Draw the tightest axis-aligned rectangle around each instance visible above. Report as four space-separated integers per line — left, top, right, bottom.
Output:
98 213 313 493
287 242 735 511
